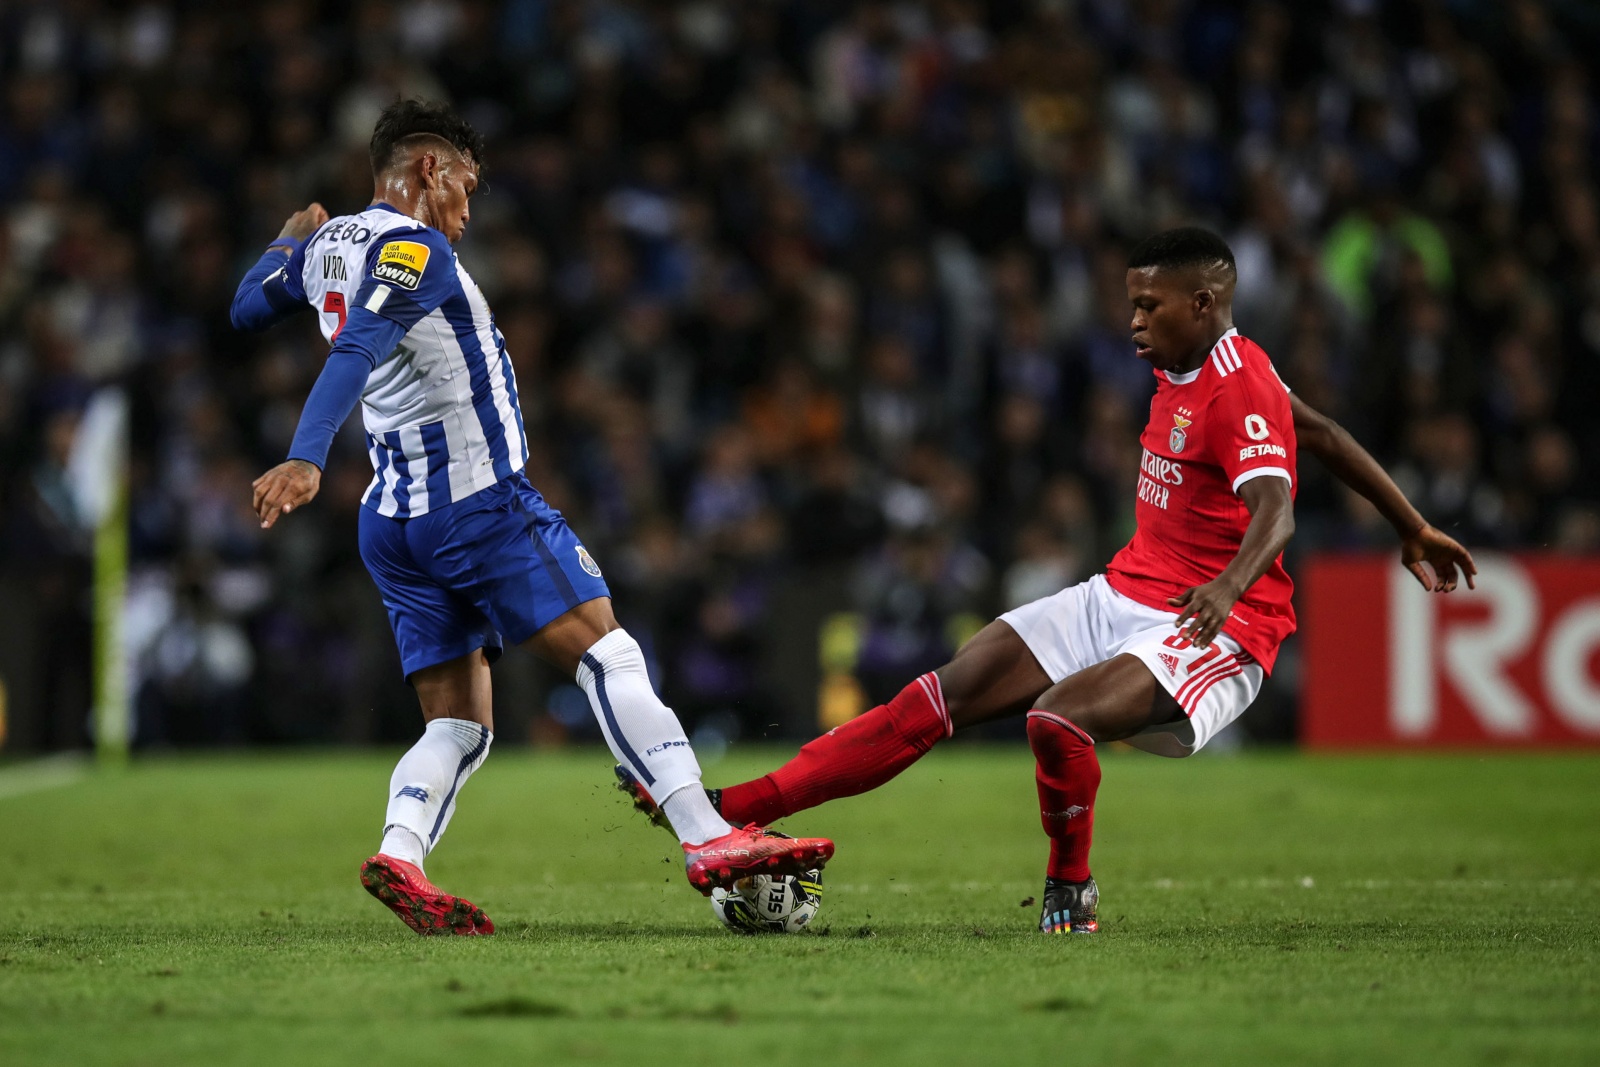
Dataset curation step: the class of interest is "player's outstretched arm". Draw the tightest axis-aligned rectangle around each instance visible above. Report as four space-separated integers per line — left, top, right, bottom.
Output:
1289 393 1476 593
1169 475 1295 647
229 202 329 332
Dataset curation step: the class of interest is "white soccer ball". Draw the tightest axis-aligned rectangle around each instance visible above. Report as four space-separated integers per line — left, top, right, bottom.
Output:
709 867 823 934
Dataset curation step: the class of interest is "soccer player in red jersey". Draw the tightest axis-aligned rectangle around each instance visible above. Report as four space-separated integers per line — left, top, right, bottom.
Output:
619 227 1476 933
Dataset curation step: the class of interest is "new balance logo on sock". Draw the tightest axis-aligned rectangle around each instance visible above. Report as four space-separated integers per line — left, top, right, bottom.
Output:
1157 653 1180 677
395 786 430 802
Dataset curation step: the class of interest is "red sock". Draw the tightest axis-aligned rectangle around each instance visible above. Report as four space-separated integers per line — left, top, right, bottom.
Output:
1027 710 1100 883
720 674 952 825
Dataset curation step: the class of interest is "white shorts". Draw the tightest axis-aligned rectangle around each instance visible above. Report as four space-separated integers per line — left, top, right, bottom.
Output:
997 575 1264 757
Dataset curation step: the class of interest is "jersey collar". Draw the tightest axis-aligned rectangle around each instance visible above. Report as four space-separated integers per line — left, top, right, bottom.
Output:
367 201 409 216
1163 327 1240 384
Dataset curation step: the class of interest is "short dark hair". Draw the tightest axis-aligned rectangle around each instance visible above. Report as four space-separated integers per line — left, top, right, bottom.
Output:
369 99 484 176
1128 226 1236 275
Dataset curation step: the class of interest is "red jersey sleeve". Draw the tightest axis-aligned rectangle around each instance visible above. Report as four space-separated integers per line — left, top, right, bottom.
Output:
1206 354 1295 495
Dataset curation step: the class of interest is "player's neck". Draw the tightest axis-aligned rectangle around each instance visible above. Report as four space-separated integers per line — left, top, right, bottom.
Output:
1172 320 1235 374
370 184 433 229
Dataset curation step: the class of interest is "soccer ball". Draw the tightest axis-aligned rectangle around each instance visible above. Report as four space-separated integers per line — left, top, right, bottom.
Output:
709 867 823 934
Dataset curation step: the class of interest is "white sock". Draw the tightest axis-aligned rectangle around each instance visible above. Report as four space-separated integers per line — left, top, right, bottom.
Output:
661 784 734 846
380 717 493 869
575 629 734 846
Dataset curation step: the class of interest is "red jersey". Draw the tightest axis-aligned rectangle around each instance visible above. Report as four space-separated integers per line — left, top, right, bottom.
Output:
1105 328 1297 671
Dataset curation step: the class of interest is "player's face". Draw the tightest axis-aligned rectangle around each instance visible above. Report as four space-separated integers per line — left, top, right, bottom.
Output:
428 155 478 244
1126 266 1207 372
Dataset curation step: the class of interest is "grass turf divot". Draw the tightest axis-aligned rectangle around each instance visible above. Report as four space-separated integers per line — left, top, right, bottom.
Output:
457 997 570 1018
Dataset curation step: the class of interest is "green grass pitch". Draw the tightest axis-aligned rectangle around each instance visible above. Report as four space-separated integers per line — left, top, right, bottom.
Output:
2 747 1597 1065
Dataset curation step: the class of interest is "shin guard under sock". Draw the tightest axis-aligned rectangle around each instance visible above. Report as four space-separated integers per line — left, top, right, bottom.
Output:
381 717 493 869
1027 710 1101 883
576 629 732 845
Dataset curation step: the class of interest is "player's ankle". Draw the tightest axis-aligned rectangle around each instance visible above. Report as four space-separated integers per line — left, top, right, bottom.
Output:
661 782 732 846
379 826 428 868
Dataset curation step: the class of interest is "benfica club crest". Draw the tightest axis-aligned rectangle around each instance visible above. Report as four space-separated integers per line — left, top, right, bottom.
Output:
1169 413 1192 453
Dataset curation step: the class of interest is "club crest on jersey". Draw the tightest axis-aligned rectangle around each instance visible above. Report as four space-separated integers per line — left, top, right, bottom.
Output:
1169 413 1192 454
576 546 602 578
373 240 430 291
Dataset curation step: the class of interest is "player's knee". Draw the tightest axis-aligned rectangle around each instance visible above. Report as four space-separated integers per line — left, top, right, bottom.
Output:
936 651 999 727
940 685 975 729
561 598 620 648
1026 710 1092 751
1031 698 1125 745
524 597 620 674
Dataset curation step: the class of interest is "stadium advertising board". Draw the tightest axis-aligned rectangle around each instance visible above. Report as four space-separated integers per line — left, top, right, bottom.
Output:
1302 554 1600 747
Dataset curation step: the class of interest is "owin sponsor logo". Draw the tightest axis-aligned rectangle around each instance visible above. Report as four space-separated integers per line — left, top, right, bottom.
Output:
373 240 430 290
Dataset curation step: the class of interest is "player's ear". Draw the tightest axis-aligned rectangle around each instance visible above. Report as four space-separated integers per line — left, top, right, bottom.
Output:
1193 287 1214 316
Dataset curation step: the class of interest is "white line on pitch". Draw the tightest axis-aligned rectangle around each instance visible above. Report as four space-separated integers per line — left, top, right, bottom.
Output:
0 753 90 801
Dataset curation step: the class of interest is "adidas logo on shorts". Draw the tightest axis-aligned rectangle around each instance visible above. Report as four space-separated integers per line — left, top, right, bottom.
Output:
1157 652 1180 677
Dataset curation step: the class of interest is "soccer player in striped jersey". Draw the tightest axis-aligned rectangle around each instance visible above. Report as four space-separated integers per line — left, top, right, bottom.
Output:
230 99 832 936
618 227 1476 935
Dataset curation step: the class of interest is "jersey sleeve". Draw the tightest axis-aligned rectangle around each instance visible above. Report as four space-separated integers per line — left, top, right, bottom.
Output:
350 227 458 331
276 236 310 304
228 238 308 331
1207 361 1295 495
285 342 382 470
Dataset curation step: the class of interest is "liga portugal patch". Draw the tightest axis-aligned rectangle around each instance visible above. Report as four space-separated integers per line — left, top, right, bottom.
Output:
374 240 430 291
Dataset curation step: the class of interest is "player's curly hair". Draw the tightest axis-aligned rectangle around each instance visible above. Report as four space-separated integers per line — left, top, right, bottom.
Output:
1128 227 1236 276
369 98 485 176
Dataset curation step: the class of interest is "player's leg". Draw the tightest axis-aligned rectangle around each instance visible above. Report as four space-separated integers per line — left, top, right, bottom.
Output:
357 507 502 936
477 480 728 847
522 597 727 845
522 595 834 892
451 474 833 892
377 649 494 871
711 573 1114 826
1026 654 1179 934
1027 608 1264 934
716 618 1053 825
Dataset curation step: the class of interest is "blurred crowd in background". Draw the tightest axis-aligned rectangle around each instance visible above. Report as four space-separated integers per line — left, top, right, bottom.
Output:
2 0 1598 752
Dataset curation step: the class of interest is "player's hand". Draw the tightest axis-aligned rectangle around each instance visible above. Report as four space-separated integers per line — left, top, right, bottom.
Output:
252 460 322 529
274 202 329 245
1401 523 1477 592
1168 579 1240 648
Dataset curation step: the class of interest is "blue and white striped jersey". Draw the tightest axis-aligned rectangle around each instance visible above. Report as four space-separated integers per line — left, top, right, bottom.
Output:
269 203 527 518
